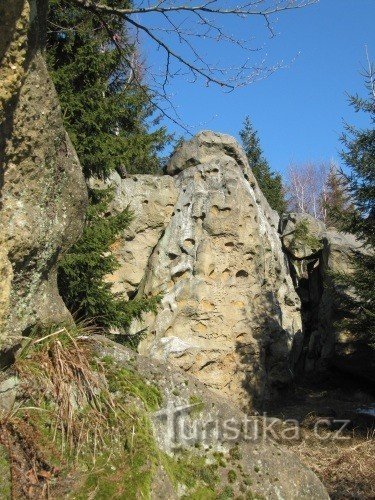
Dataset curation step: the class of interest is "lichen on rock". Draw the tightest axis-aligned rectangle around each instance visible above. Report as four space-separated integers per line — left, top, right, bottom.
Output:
0 0 87 354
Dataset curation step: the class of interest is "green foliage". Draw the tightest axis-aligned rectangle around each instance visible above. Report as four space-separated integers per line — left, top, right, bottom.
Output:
240 116 286 214
162 450 219 493
324 164 354 229
228 469 237 483
58 189 160 340
105 359 163 412
0 445 11 499
47 1 170 339
291 219 323 253
332 62 375 343
189 394 205 416
46 0 170 178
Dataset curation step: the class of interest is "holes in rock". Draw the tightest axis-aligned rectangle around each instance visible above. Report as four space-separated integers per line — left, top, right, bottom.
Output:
183 238 195 249
143 199 149 204
172 269 189 279
168 253 178 260
127 289 138 300
236 270 249 278
225 242 235 248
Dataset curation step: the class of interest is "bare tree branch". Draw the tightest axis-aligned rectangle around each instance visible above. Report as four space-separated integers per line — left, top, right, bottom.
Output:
69 0 318 129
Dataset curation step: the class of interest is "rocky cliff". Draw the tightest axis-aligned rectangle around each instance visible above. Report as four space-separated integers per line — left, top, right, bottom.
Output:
104 131 303 409
281 212 375 382
0 0 87 358
104 132 374 403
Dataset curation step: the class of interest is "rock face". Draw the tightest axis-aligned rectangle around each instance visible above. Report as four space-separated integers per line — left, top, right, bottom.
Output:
0 0 87 355
280 213 375 382
108 132 302 409
90 171 179 299
92 335 329 500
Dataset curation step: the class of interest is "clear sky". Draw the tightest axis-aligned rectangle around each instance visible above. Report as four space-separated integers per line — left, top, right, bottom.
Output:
143 0 375 177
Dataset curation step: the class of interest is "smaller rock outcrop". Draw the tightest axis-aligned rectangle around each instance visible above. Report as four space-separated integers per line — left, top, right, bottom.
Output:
280 213 375 382
93 336 329 500
90 171 178 299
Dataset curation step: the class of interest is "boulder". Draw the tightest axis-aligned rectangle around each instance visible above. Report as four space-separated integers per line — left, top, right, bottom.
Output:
281 213 325 261
91 335 329 500
166 130 249 176
107 132 302 409
0 0 87 355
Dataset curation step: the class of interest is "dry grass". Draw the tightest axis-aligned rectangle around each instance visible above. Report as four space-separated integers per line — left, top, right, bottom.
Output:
0 325 121 498
285 421 375 499
14 326 115 454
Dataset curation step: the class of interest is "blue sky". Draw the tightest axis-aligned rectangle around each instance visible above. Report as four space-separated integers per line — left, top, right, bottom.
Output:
142 0 375 177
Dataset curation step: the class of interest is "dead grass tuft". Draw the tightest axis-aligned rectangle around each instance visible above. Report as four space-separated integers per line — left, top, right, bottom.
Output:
290 428 375 499
14 325 115 454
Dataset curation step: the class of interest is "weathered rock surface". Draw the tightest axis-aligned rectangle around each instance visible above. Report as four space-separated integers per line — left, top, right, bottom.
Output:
280 213 375 381
92 335 329 500
107 132 302 409
90 171 178 298
0 0 87 354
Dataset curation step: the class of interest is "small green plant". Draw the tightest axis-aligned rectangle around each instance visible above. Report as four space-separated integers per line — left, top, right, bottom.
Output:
217 485 234 499
229 445 242 461
189 395 205 416
228 469 237 483
213 451 227 467
291 219 323 253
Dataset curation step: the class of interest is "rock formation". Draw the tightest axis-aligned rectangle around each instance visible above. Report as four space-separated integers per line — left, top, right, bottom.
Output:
0 0 87 357
281 213 375 382
91 335 329 500
105 131 302 409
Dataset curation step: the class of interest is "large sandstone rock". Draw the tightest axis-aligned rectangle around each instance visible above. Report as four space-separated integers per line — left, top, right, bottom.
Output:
90 171 178 298
280 213 375 381
91 335 329 500
108 132 302 409
0 0 87 355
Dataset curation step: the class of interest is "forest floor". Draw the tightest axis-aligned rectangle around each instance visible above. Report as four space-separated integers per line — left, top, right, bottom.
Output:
266 372 375 499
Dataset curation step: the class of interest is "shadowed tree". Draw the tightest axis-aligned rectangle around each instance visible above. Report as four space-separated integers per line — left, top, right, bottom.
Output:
333 55 375 343
240 116 286 214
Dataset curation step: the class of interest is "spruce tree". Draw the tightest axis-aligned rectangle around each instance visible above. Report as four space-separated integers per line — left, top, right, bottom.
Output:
239 117 286 214
47 0 169 341
47 0 170 179
323 163 353 229
335 62 375 343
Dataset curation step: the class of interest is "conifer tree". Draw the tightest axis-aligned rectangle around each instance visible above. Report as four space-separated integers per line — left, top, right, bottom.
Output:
335 61 375 343
47 0 170 179
47 0 169 341
323 163 353 228
240 117 286 214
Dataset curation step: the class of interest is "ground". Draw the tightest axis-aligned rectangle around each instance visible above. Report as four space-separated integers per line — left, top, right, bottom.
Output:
265 371 375 499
